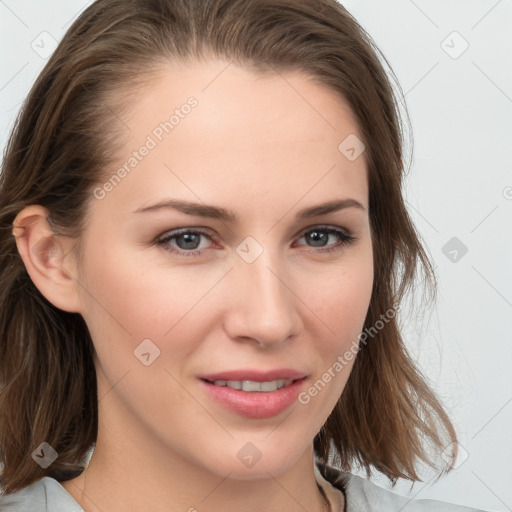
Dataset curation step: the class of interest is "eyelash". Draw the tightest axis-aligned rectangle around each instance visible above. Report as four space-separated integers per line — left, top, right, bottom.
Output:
155 225 357 258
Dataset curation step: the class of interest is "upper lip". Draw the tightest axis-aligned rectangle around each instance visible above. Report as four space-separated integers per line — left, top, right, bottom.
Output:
199 368 307 383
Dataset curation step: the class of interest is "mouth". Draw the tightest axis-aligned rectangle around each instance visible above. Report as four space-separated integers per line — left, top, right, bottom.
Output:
198 369 308 419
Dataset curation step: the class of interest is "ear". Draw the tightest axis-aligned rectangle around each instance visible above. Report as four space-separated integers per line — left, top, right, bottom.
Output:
12 205 83 313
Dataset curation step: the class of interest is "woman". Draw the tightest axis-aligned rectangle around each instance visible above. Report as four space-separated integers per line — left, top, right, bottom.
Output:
0 0 489 511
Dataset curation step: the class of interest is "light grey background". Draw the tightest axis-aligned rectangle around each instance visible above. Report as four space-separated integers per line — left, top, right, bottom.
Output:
1 1 511 511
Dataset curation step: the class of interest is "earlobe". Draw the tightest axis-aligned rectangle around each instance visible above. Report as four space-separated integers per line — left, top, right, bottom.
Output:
12 205 83 314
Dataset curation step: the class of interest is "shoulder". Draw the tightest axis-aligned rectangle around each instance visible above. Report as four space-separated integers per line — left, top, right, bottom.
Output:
316 462 490 512
342 473 487 512
0 476 83 512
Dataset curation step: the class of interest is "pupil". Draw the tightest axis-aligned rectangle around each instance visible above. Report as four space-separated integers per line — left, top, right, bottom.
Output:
307 231 327 247
178 233 200 250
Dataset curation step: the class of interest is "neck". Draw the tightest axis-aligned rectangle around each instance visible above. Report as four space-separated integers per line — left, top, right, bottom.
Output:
60 427 339 512
63 450 333 512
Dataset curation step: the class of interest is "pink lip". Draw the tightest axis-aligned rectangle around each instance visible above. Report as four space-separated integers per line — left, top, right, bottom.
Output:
198 368 306 382
197 368 308 419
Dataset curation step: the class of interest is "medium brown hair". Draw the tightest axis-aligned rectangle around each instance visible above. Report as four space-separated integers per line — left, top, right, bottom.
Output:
0 0 457 495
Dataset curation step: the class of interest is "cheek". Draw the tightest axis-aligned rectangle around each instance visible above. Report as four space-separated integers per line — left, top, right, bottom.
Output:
76 241 234 391
78 241 220 337
302 247 374 350
298 254 373 407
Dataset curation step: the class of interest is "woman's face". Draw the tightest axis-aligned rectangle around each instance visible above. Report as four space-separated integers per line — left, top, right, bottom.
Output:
74 60 373 479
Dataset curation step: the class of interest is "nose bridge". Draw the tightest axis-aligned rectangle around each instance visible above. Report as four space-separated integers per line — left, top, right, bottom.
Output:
225 239 299 346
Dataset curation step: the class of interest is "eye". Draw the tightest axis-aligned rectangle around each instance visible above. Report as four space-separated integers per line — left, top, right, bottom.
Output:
156 225 357 258
157 228 215 257
294 226 357 254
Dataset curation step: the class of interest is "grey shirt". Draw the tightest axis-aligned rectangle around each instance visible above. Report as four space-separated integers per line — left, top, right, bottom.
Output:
0 462 489 511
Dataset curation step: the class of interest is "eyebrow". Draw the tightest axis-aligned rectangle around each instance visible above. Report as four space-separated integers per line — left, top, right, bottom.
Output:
133 197 366 222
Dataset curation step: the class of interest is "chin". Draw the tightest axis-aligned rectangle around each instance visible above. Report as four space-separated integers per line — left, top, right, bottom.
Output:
197 436 310 480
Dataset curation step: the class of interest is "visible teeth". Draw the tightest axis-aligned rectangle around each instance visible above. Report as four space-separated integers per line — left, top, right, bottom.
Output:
227 380 242 390
212 379 293 392
260 380 278 391
243 380 261 392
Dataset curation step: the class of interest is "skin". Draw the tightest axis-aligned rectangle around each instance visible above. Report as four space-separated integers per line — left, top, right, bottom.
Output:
13 60 373 512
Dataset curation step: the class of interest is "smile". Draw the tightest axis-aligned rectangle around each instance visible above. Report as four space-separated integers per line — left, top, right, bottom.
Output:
210 379 294 392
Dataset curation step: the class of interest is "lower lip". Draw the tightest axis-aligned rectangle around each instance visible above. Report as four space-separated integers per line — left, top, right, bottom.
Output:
199 378 306 419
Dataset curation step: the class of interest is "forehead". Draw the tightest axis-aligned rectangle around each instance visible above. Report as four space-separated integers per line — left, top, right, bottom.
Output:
125 60 363 144
95 60 368 219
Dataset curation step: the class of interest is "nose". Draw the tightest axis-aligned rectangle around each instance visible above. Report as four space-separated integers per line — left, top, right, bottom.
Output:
223 248 301 348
